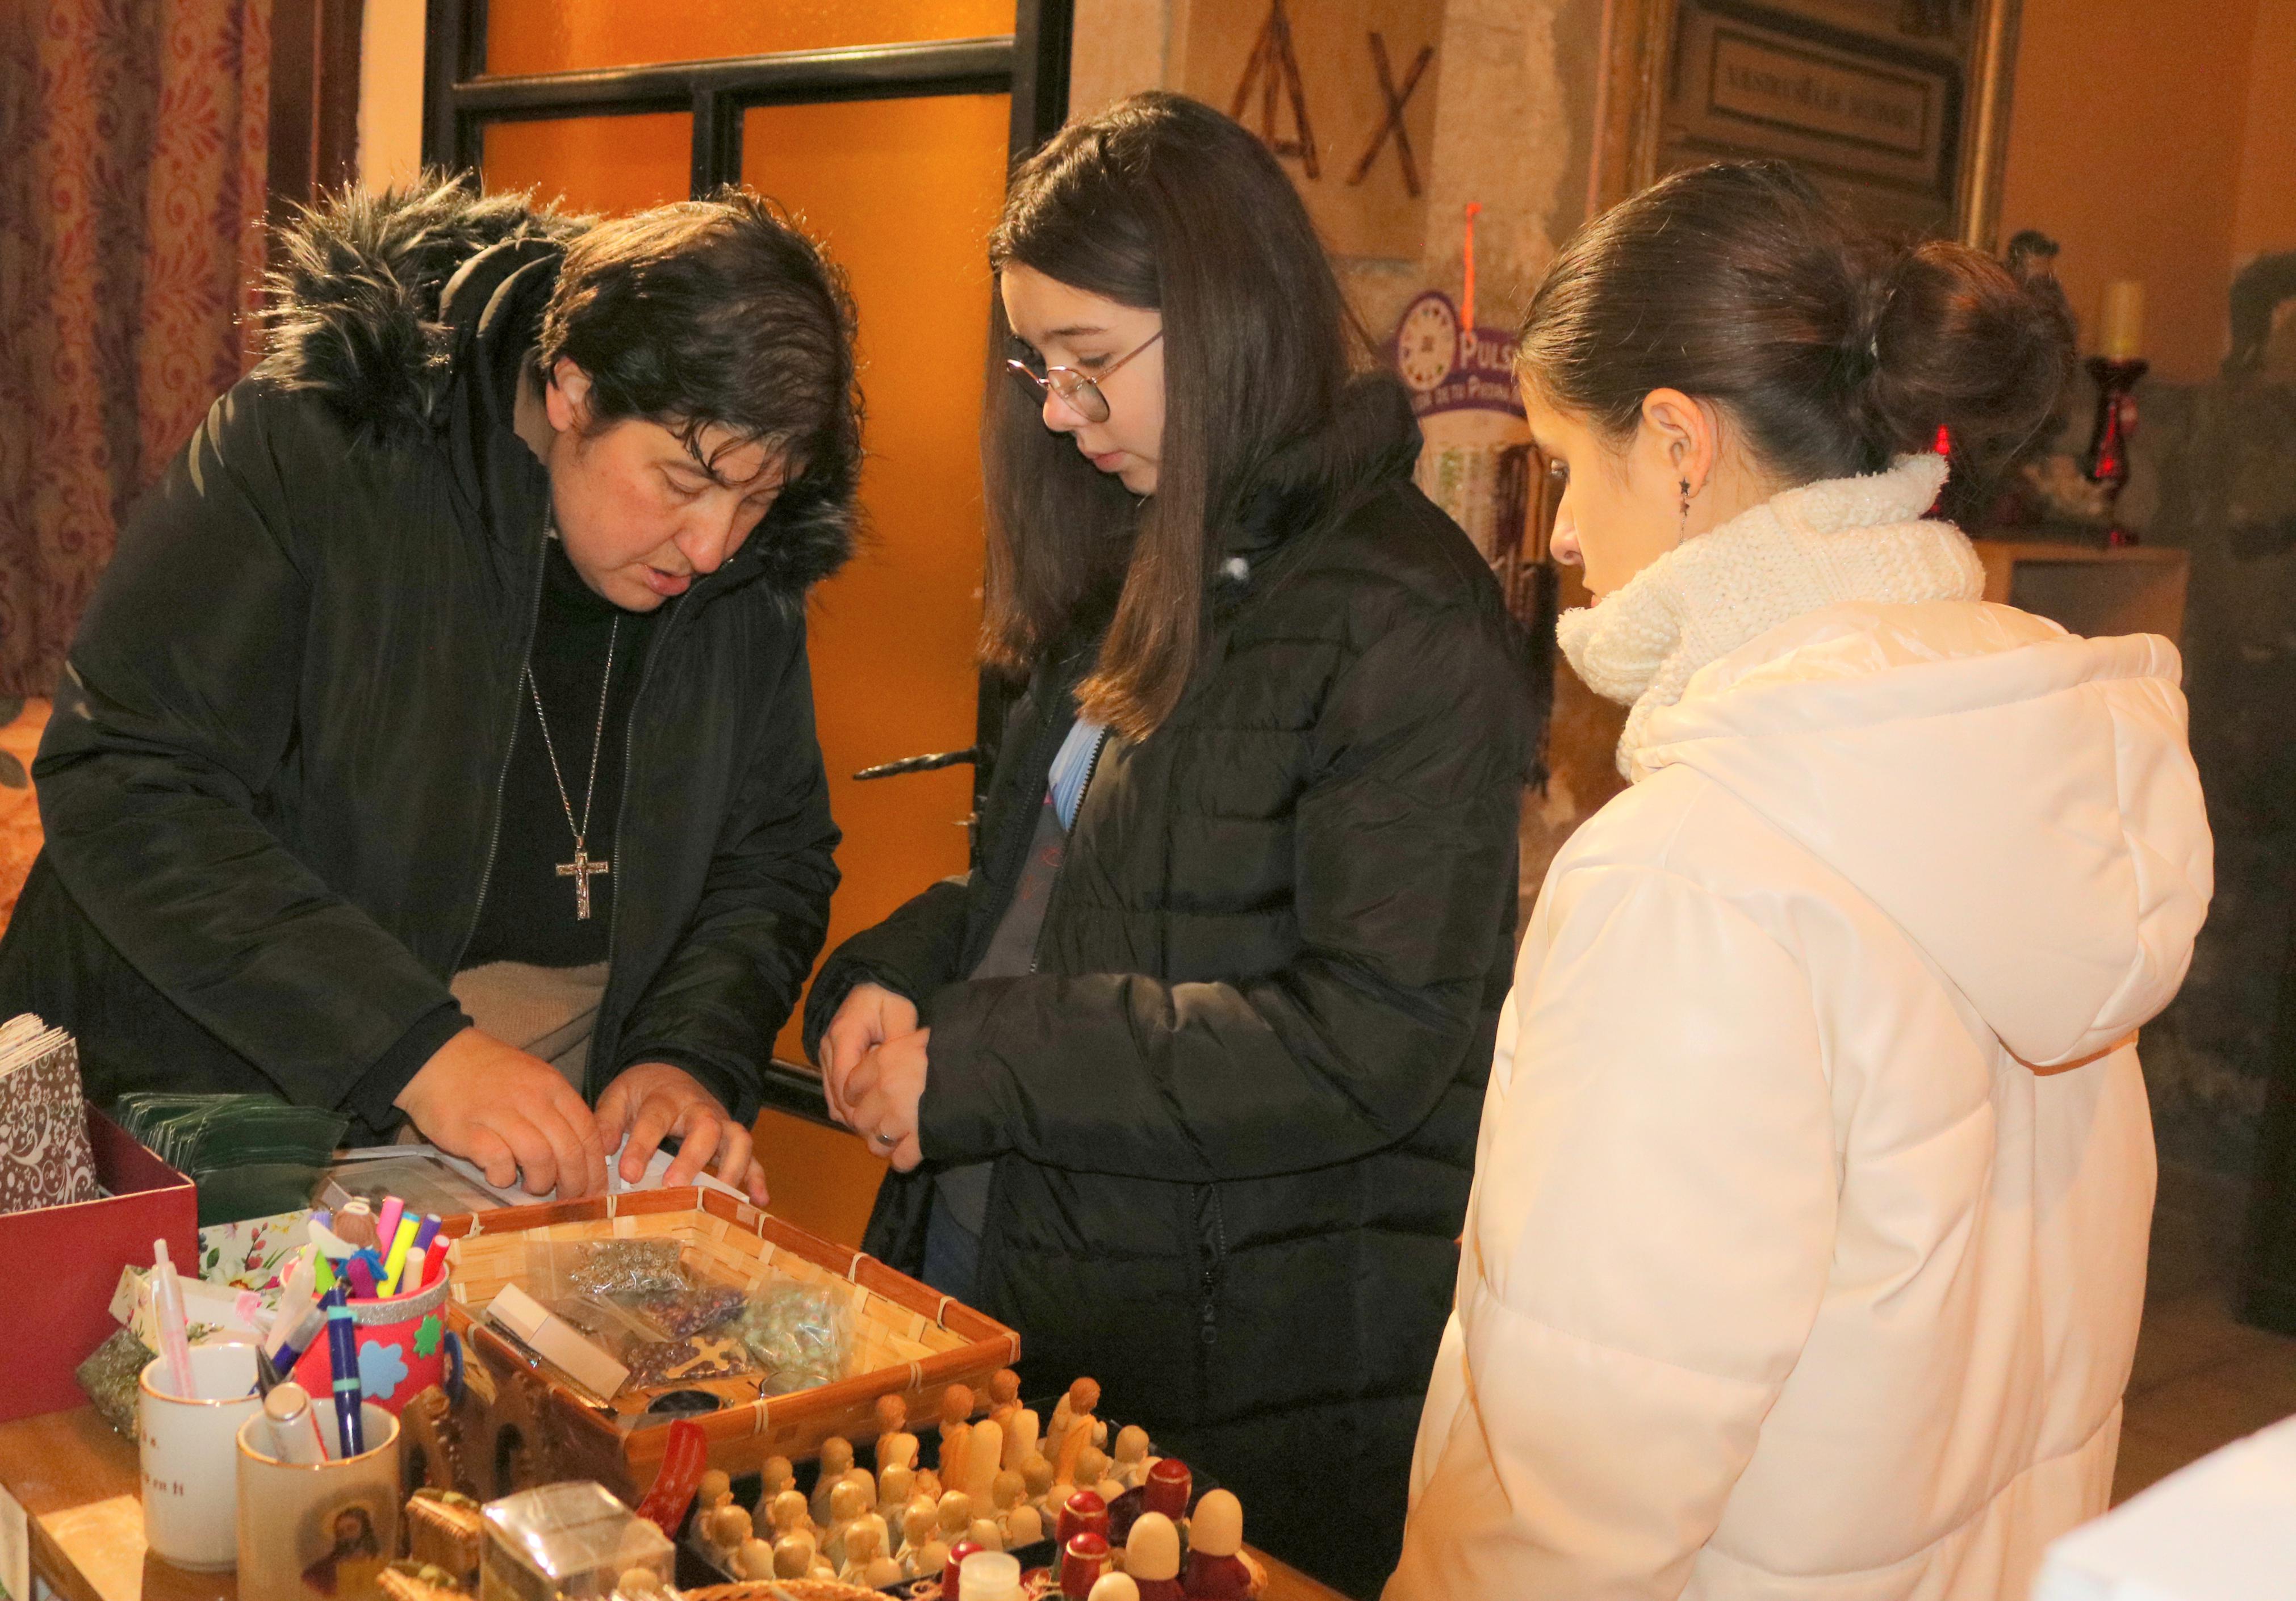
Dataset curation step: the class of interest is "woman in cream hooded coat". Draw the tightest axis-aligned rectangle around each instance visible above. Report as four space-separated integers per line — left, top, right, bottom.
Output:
1388 163 2212 1601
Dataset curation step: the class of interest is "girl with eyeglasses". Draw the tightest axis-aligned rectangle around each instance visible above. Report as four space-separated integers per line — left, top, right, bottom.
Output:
805 92 1532 1596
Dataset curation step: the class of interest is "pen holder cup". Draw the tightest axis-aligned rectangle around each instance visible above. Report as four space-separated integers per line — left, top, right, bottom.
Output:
139 1342 263 1571
292 1265 452 1416
236 1403 402 1600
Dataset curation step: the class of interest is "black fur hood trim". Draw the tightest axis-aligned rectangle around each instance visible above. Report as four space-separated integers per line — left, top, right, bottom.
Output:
250 177 856 602
251 174 589 450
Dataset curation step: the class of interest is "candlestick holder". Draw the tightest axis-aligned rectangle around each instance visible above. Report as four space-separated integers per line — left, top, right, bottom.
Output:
2081 355 2148 547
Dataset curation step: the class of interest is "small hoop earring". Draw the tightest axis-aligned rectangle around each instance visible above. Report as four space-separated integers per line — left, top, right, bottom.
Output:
1678 477 1692 531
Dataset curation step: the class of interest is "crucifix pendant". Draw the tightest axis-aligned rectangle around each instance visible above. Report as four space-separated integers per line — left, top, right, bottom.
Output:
556 846 610 920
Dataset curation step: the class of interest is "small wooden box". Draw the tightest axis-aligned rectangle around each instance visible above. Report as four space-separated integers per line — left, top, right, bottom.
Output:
435 1187 1019 1502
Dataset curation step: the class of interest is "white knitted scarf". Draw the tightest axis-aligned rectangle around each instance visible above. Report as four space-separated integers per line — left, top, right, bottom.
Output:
1557 452 1981 778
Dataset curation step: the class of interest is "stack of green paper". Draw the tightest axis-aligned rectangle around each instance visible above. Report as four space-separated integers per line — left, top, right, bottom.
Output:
112 1093 349 1226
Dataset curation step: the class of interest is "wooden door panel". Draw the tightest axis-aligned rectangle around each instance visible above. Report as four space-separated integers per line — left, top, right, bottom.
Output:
485 0 1014 77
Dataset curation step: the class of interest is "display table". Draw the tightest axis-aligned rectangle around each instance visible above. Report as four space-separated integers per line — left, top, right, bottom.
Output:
0 1406 1348 1601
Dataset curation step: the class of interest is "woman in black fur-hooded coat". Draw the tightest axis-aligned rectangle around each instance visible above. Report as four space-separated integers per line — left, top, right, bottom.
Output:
0 178 858 1195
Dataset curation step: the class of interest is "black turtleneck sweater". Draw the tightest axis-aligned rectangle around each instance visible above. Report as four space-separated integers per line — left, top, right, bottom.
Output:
367 536 665 1091
462 535 661 967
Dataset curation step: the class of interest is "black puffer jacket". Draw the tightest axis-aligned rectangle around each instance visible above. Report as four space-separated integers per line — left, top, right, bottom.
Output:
804 380 1530 1598
0 183 846 1137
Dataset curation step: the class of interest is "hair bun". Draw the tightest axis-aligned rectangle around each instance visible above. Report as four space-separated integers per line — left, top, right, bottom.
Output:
1516 160 2072 501
1841 252 1906 379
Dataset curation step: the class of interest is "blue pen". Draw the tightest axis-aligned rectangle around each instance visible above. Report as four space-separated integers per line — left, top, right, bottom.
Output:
271 1302 327 1373
321 1282 365 1457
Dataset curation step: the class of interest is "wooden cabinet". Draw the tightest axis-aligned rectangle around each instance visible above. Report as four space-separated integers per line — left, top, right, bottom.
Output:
1972 540 2190 644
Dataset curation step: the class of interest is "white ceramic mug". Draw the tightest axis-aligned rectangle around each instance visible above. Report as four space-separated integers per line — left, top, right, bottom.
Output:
137 1342 262 1570
236 1402 401 1600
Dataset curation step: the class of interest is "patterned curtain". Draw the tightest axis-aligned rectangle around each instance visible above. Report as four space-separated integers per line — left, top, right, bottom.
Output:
0 0 273 697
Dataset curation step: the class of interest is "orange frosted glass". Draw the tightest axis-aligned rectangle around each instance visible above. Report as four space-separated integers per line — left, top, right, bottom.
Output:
487 0 1014 78
741 93 1010 1064
482 114 692 214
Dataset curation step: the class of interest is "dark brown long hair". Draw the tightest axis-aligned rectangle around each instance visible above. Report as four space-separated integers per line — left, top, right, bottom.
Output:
984 93 1365 739
1517 161 2071 506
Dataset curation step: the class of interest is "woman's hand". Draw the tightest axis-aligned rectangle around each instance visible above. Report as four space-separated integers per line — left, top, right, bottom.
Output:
818 982 918 1127
844 1028 930 1172
396 1028 609 1198
596 1063 769 1205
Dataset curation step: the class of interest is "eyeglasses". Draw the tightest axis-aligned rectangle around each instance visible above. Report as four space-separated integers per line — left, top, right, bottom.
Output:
1003 329 1163 425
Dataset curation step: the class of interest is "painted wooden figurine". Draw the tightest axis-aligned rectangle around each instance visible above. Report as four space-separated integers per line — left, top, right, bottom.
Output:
811 1436 855 1525
1111 1425 1153 1490
1124 1512 1186 1601
875 1392 921 1475
900 1502 949 1579
1182 1490 1254 1600
1048 1377 1103 1451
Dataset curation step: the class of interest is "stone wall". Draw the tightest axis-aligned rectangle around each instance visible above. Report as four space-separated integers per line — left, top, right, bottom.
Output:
2117 370 2296 1183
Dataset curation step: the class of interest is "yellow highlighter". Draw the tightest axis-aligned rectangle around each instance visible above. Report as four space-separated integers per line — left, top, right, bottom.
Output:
379 1215 421 1297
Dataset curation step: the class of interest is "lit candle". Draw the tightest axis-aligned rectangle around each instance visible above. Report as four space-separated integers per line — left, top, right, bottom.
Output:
2098 280 2145 361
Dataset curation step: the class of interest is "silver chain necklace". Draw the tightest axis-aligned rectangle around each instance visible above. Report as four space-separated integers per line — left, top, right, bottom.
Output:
525 615 618 920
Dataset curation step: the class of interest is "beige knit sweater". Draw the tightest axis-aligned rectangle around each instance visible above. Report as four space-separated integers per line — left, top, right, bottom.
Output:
1556 452 1980 777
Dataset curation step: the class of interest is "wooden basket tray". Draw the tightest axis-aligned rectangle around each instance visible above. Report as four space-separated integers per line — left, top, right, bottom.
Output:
432 1187 1018 1501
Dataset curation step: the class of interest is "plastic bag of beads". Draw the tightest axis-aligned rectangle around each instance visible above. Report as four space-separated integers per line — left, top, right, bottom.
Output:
560 1238 687 1298
622 1328 758 1389
731 1281 855 1395
624 1280 746 1338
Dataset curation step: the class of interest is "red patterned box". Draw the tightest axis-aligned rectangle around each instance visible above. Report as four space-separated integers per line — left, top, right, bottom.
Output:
0 1105 196 1422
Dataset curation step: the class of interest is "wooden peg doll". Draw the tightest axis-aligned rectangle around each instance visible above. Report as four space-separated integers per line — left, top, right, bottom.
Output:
697 1468 734 1512
914 1465 946 1501
1022 1452 1060 1520
733 1537 775 1581
875 1393 921 1476
702 1503 752 1564
967 1516 1006 1552
767 1489 814 1544
755 1455 796 1514
811 1436 855 1525
1123 1512 1186 1601
936 1489 975 1544
1052 1420 1095 1488
1006 1502 1045 1549
1048 1377 1101 1448
942 1419 974 1492
1111 1426 1152 1490
822 1478 869 1568
967 1408 1007 1500
771 1532 817 1582
1003 1403 1043 1472
901 1503 948 1578
839 1519 892 1586
1143 1458 1193 1522
1088 1577 1142 1601
939 1383 976 1444
991 1468 1040 1546
880 1462 916 1523
843 1464 879 1518
987 1367 1023 1421
1181 1490 1253 1599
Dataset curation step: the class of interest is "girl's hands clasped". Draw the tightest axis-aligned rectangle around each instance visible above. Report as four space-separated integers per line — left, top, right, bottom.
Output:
842 1028 930 1171
819 981 917 1125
